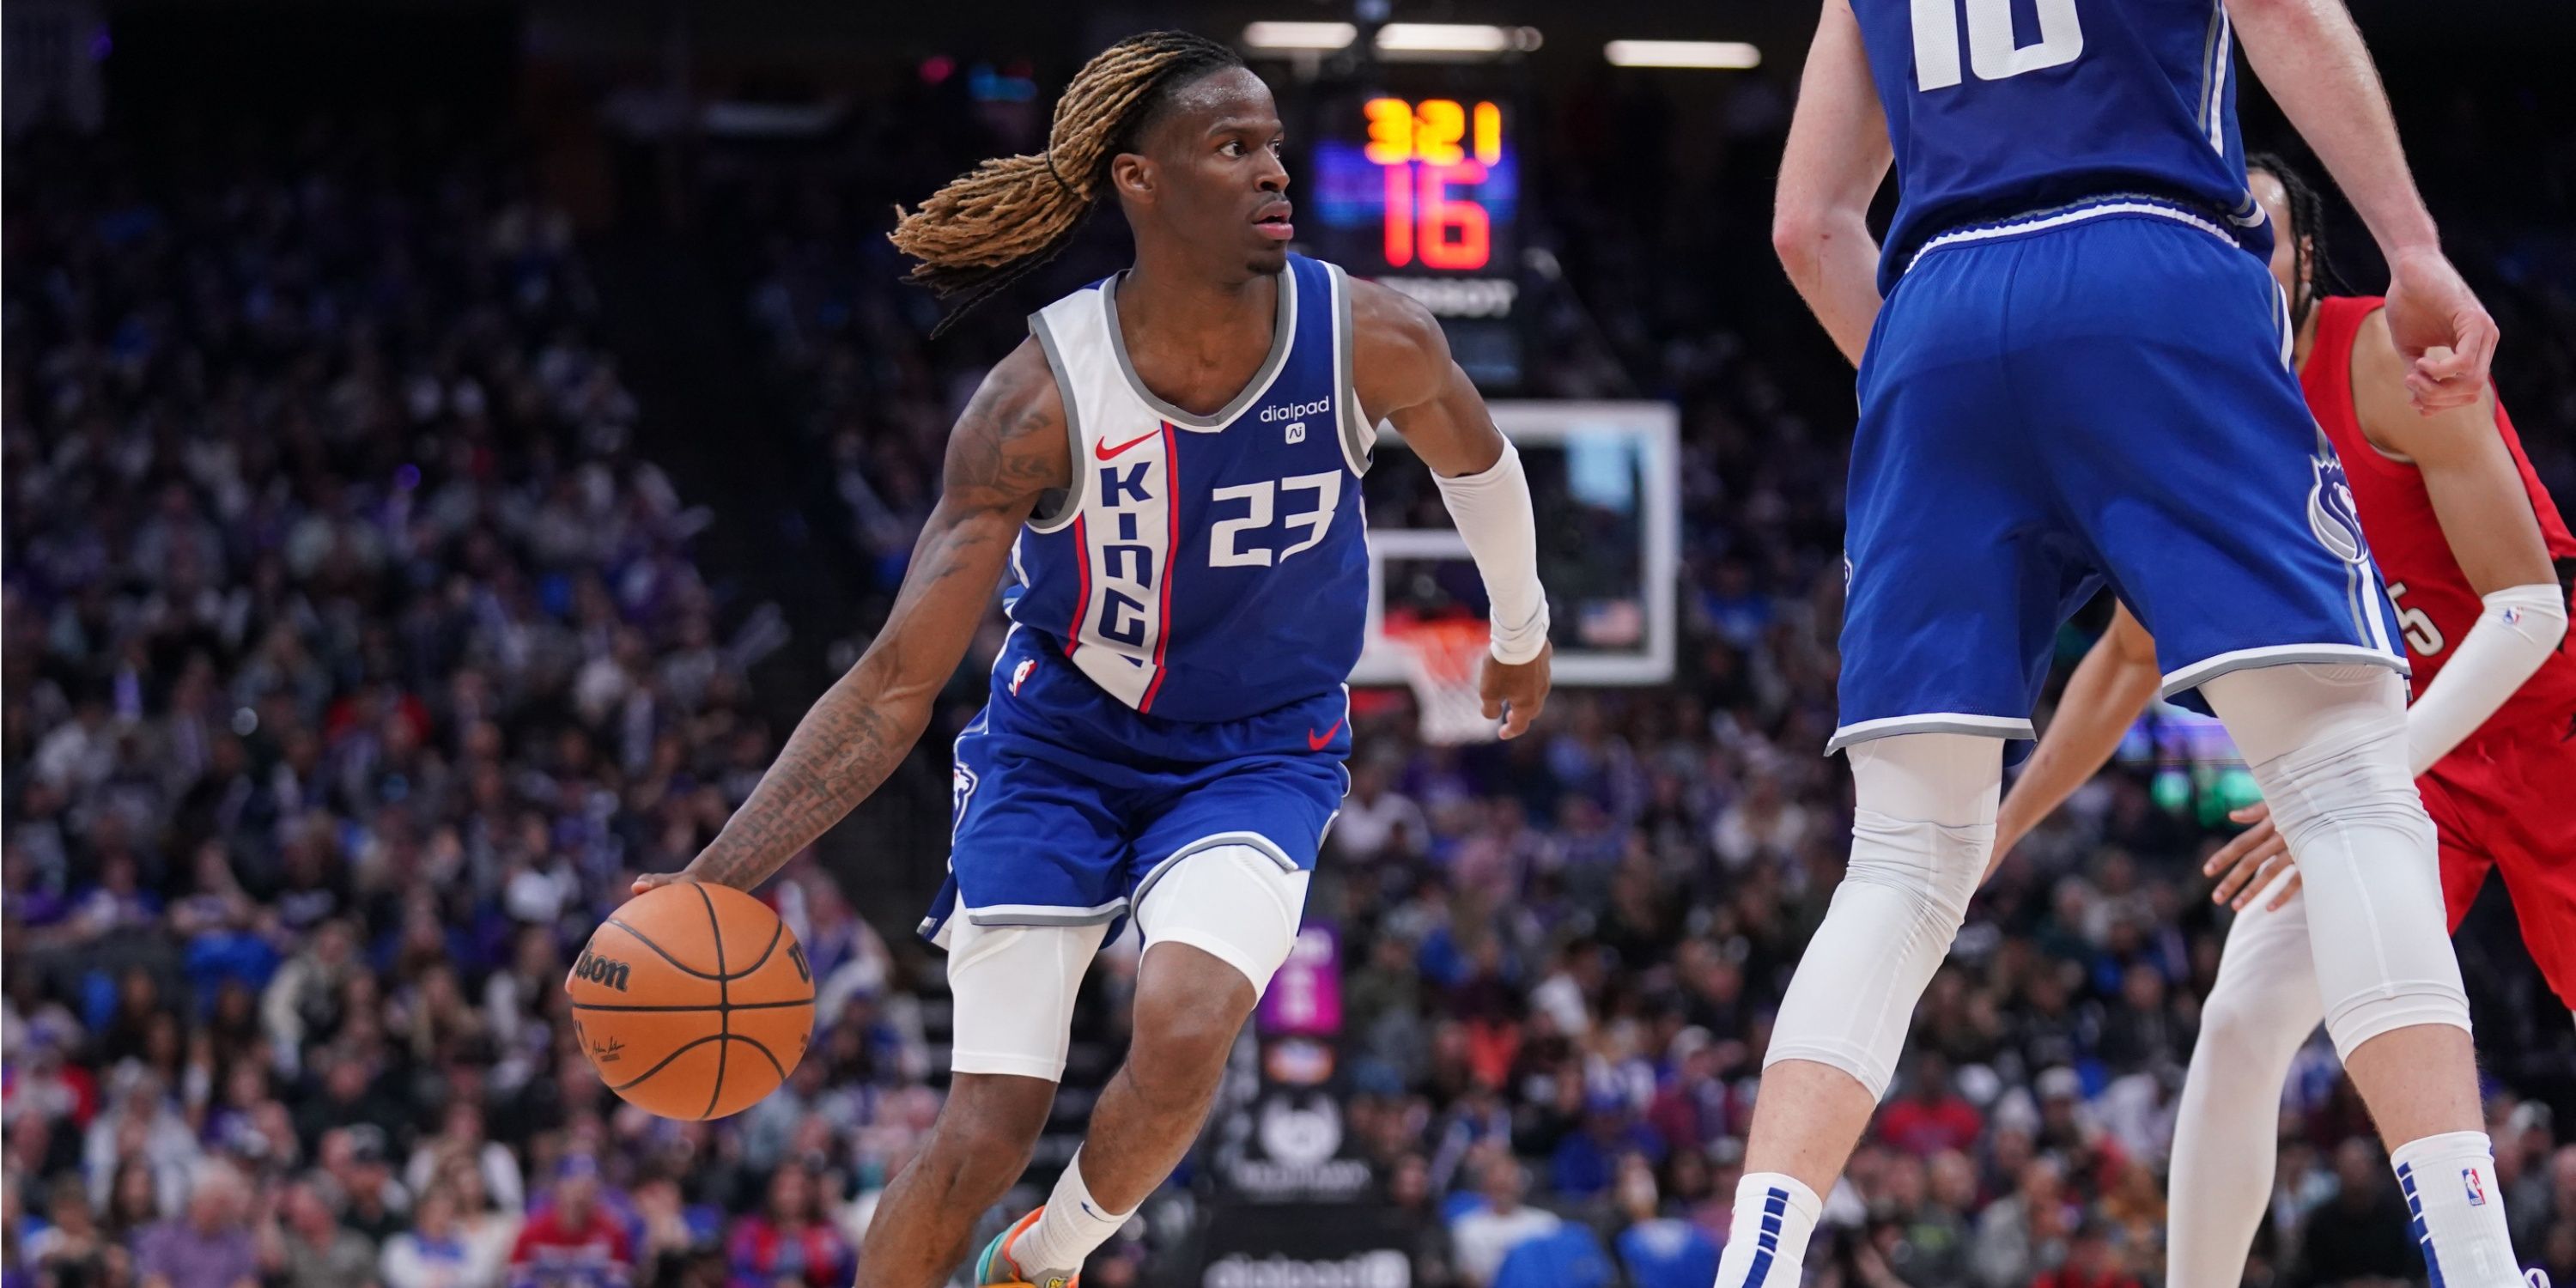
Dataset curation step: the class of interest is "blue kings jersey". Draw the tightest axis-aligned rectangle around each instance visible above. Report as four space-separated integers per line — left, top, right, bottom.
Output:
1853 0 2269 288
1008 252 1374 726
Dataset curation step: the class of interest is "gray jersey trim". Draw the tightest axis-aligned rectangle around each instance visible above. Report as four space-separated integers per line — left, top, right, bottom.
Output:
1024 312 1089 533
1100 269 1297 429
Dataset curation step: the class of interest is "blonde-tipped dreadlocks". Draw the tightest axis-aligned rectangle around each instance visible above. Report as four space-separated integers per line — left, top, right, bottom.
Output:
891 30 1245 335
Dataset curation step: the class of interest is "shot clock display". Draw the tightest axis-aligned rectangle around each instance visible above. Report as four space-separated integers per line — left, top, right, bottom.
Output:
1307 87 1524 385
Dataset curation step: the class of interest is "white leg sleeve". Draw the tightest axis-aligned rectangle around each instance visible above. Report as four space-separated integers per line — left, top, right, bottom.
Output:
2169 886 2324 1288
945 920 1110 1080
1133 845 1311 994
1764 732 2000 1101
2201 664 2468 1060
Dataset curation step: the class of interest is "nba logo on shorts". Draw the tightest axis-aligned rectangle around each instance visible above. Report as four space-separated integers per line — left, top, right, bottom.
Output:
2463 1167 2488 1206
1010 659 1036 696
2307 455 2371 565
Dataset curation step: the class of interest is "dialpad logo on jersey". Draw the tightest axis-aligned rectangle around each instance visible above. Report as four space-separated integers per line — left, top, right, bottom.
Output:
1259 398 1332 423
2307 454 2371 565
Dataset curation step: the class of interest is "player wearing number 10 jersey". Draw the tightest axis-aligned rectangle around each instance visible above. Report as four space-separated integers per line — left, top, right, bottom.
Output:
1732 0 2528 1282
634 33 1552 1288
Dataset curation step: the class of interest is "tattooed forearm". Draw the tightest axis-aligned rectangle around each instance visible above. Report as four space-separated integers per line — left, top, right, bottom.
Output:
677 342 1069 890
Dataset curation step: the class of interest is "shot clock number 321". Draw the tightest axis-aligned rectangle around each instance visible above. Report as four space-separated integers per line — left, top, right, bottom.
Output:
1362 97 1505 272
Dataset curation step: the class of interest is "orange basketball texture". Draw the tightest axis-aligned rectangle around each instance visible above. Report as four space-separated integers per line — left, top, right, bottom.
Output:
566 882 815 1120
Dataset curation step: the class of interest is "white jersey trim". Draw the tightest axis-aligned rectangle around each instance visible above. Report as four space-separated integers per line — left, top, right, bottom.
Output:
1911 198 2234 269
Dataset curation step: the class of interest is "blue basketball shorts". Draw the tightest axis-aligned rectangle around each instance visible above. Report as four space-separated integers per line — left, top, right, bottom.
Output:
1832 197 2405 757
918 629 1351 947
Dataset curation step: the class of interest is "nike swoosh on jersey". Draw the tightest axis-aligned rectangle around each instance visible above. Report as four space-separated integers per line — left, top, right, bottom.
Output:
1095 428 1159 460
1307 717 1347 751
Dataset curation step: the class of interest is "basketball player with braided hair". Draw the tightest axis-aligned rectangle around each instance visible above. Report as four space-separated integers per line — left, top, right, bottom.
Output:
635 30 1553 1288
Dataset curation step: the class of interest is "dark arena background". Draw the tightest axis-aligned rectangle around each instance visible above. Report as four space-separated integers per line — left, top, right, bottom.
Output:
6 3 2576 1287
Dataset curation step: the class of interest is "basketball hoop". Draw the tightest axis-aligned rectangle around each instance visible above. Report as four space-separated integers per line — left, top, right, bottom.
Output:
1382 617 1496 744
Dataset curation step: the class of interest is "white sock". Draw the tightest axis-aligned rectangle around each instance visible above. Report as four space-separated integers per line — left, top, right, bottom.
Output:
2391 1131 2522 1288
1712 1173 1821 1288
1010 1151 1131 1277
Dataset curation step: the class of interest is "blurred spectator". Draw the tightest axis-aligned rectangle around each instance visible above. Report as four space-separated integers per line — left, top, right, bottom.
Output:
1973 1157 2072 1288
507 1160 627 1288
2295 1141 2423 1287
2029 1218 2141 1288
380 1184 499 1288
26 1175 117 1288
1880 1055 1984 1158
270 1177 379 1288
131 1163 258 1288
723 1164 853 1288
1449 1151 1561 1288
1611 1155 1717 1288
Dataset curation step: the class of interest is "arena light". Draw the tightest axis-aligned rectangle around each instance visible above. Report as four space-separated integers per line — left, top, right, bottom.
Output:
1605 39 1763 69
1242 21 1359 52
1376 24 1542 55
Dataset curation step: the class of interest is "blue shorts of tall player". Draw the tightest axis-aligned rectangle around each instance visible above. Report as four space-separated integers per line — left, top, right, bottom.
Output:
1832 197 2404 754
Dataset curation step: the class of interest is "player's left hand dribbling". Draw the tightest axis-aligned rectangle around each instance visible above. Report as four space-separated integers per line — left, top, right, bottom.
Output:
1481 642 1552 740
2204 802 2300 911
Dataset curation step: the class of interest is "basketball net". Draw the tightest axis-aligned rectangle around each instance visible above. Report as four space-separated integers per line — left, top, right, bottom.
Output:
1383 618 1498 745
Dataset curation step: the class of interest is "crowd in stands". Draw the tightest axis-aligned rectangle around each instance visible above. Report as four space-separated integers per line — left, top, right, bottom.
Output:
8 48 2576 1288
0 125 917 1287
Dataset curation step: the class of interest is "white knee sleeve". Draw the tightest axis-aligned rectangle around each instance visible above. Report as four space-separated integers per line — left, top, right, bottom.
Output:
2202 665 2468 1059
1133 844 1310 993
1765 734 2000 1100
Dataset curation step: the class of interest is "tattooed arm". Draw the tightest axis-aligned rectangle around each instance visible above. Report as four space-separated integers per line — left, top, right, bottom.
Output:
634 341 1071 895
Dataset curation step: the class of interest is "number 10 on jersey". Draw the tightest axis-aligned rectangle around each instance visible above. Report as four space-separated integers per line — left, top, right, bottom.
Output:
1911 0 2083 90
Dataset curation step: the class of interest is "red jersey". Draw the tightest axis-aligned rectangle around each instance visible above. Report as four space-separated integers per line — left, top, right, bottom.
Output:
2301 295 2576 742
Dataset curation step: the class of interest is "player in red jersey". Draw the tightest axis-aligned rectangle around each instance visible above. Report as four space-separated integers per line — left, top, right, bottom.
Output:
1992 155 2575 1288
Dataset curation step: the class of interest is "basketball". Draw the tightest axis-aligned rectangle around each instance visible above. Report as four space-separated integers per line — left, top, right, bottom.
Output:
565 883 816 1120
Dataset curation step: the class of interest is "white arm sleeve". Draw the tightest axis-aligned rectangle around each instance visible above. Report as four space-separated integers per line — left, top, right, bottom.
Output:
2406 582 2571 775
1431 440 1551 665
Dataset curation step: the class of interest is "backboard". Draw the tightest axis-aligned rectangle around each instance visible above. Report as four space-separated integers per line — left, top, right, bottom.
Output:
1352 400 1680 687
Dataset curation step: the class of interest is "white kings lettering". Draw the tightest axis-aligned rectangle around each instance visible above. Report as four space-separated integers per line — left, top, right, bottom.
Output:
1259 398 1333 422
1084 443 1172 659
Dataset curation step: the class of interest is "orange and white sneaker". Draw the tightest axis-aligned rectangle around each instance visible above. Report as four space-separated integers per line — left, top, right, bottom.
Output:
972 1209 1078 1288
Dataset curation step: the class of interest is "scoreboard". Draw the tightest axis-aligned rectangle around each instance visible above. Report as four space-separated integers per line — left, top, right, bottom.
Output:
1304 84 1524 386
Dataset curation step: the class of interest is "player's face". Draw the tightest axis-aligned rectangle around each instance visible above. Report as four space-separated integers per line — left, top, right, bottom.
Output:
1128 66 1293 276
2250 170 2303 301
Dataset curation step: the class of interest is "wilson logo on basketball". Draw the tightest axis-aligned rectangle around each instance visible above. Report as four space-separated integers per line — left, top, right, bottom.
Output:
574 949 633 992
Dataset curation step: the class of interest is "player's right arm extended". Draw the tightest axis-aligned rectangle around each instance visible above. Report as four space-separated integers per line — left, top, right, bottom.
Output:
1772 0 1892 368
2227 0 2496 411
1990 605 2161 875
637 343 1070 895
